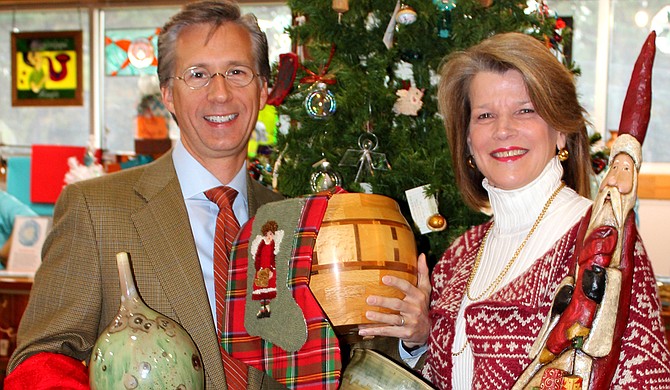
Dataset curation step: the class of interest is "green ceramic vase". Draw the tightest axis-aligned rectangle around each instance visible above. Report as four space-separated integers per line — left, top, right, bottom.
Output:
340 349 434 390
89 252 204 389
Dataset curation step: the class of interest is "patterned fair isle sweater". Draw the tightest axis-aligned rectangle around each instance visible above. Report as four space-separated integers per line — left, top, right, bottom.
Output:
422 216 670 389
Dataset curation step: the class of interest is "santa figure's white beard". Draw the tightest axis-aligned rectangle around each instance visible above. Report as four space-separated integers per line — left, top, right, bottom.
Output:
590 185 630 231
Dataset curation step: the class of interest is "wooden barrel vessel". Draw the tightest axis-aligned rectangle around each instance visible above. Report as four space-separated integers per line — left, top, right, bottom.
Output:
310 193 418 337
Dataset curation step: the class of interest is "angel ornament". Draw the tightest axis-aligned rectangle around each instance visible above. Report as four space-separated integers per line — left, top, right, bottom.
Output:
250 220 284 318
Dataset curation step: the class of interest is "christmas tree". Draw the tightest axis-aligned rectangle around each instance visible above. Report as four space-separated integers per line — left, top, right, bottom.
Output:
272 0 569 262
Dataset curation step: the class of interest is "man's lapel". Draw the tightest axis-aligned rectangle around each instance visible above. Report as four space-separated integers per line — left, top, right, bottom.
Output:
130 153 227 388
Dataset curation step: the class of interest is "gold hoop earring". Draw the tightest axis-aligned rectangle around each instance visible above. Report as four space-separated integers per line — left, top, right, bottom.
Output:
467 155 476 169
557 148 569 162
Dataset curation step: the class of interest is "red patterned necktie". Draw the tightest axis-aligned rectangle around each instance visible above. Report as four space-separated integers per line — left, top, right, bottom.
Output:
205 186 248 390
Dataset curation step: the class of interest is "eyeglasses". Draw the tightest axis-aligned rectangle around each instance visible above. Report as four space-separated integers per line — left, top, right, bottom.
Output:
170 65 259 89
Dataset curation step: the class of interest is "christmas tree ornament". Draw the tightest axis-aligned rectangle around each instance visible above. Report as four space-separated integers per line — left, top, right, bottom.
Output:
272 143 288 191
433 0 456 38
437 9 453 38
339 132 391 183
394 63 415 83
383 0 402 49
396 4 418 25
433 0 456 12
332 0 349 24
266 52 299 106
365 12 381 31
393 85 425 116
536 0 554 17
427 213 447 232
405 185 447 234
304 82 337 119
310 159 342 192
294 15 307 62
299 44 337 119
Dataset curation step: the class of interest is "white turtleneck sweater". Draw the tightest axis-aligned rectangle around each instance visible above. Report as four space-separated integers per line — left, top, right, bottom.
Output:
451 157 592 389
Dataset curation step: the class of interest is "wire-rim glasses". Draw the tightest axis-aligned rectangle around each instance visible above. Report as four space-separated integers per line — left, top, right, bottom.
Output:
170 65 259 89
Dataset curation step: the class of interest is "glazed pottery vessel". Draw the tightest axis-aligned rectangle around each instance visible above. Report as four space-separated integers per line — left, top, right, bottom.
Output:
89 252 204 389
340 348 434 389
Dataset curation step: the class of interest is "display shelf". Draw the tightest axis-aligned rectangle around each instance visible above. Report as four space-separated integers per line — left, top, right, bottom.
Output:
0 277 32 382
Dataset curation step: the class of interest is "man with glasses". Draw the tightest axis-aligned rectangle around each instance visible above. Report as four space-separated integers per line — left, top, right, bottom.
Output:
6 1 284 389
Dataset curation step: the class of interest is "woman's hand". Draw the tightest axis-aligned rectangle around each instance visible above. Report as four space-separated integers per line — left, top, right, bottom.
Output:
358 253 431 348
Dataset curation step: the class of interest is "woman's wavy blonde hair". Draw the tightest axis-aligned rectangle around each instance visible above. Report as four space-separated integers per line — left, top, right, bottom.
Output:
438 32 592 211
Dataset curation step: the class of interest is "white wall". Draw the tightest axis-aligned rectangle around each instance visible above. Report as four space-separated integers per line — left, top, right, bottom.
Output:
638 199 670 278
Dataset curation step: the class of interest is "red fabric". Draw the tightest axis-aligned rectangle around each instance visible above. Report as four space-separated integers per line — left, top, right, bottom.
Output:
30 144 86 204
205 186 248 390
4 352 89 389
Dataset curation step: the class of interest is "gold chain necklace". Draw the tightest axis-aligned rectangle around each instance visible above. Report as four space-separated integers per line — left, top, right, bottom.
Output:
452 182 566 357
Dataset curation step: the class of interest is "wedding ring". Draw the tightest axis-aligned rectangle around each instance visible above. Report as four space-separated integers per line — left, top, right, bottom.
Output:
399 315 405 327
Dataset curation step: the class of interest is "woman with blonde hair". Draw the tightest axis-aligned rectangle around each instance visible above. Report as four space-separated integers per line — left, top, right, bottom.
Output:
360 32 670 389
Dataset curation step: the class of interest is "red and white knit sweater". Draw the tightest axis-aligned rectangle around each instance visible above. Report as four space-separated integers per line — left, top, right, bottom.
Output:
422 217 670 389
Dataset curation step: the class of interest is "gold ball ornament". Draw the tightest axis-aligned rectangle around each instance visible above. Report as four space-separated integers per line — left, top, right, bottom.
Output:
427 214 447 232
396 4 418 25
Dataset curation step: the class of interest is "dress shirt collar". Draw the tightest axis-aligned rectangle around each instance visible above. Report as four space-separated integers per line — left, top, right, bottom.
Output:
172 140 249 205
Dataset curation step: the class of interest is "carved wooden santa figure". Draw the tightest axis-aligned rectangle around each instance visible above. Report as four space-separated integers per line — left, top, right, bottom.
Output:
514 31 661 390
